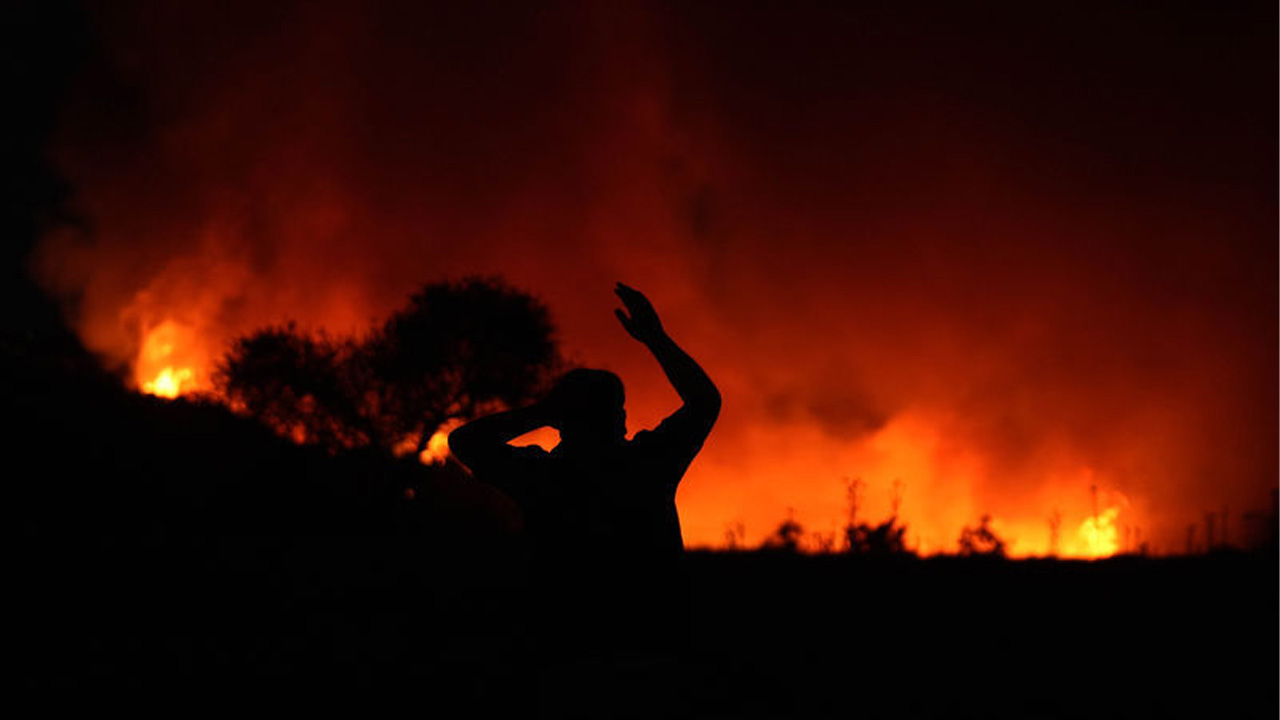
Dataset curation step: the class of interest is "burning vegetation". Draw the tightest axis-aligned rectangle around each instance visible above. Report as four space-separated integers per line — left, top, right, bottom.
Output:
7 3 1276 714
28 0 1277 557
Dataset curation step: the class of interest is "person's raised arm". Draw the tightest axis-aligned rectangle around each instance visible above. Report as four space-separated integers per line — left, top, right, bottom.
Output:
614 283 721 433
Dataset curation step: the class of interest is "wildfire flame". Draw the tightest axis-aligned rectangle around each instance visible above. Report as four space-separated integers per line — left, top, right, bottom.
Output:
142 366 194 399
28 0 1272 568
417 419 466 465
1077 507 1121 559
136 320 204 399
126 322 1140 557
418 428 454 466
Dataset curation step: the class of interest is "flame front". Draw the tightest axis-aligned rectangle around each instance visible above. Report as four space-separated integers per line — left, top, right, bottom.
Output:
1077 507 1121 559
119 313 1146 557
143 367 194 399
37 1 1272 559
136 320 206 399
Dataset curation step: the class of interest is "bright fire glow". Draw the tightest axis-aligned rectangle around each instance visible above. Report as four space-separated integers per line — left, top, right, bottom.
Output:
136 320 206 399
419 419 465 465
142 366 194 399
676 412 1139 558
30 0 1273 567
418 430 451 465
121 322 1141 558
1077 507 1121 558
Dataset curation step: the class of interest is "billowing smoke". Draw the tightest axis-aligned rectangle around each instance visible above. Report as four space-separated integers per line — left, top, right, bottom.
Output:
34 1 1277 554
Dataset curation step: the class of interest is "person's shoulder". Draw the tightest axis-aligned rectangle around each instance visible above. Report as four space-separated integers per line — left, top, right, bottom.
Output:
626 429 675 458
512 444 552 460
628 429 656 447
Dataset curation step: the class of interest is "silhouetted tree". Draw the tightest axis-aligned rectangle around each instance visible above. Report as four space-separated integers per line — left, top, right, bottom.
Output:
957 515 1006 558
216 277 562 455
366 277 560 452
217 325 372 449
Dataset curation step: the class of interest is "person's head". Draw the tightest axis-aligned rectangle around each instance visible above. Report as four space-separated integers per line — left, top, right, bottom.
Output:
548 368 626 447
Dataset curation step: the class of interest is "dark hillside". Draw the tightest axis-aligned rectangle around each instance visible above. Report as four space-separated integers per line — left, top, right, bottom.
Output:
12 360 1276 716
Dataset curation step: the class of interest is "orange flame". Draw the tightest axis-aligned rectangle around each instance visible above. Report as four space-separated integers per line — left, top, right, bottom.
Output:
1076 507 1122 559
418 428 454 465
125 323 1144 557
136 320 205 399
142 366 194 399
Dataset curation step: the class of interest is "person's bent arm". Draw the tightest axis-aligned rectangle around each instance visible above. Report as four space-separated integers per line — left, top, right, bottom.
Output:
615 282 722 430
448 402 556 473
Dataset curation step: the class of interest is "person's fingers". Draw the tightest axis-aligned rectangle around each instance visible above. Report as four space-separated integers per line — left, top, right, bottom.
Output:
616 282 643 303
616 288 634 306
614 308 631 328
619 291 651 317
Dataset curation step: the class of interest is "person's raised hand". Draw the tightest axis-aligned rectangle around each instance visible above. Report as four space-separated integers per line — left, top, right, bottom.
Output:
614 282 666 346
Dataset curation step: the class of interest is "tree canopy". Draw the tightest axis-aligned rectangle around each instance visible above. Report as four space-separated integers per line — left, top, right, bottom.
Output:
216 277 562 455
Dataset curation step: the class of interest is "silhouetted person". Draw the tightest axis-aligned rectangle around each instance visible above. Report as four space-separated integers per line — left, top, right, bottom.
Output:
449 282 721 660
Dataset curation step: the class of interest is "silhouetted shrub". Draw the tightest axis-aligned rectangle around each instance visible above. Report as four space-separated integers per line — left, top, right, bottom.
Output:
762 511 805 552
958 515 1007 557
840 476 912 555
845 517 909 555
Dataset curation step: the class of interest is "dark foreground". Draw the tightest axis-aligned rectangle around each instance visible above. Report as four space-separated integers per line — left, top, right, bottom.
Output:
16 539 1276 718
7 240 1276 715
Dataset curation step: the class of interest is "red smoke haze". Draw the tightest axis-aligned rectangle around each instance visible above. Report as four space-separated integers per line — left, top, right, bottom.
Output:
35 1 1277 555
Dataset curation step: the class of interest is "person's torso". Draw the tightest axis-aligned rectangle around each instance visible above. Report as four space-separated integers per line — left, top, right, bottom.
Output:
522 441 684 563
